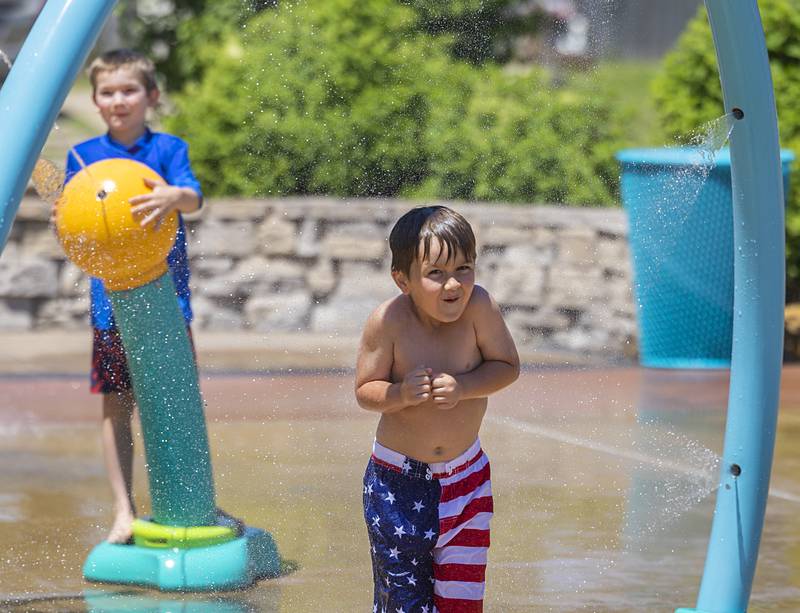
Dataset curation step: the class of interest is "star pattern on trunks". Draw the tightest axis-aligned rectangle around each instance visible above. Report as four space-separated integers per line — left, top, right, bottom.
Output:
364 463 438 613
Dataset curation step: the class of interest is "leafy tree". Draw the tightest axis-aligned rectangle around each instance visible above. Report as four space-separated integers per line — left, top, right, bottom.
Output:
115 0 272 90
167 0 641 204
402 0 549 64
117 0 549 90
167 0 448 196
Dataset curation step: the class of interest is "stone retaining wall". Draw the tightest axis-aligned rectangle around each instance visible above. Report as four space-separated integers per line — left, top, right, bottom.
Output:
1 197 637 360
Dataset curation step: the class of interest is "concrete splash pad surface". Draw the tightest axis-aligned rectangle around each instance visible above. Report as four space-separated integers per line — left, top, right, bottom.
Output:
2 367 800 611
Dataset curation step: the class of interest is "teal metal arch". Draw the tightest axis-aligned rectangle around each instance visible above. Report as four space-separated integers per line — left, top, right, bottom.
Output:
0 0 786 608
0 0 117 246
677 1 786 612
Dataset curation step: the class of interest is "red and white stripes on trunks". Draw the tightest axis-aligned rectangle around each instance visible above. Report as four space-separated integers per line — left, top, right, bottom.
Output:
364 438 494 612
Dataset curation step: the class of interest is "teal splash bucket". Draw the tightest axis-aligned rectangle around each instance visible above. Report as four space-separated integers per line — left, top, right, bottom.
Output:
617 147 794 369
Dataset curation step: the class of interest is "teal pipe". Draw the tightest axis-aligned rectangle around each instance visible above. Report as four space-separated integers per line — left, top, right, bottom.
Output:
0 0 117 253
109 273 216 526
676 1 785 612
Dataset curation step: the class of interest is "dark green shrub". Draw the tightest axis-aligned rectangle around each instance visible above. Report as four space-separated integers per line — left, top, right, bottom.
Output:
410 65 627 205
168 0 446 197
167 0 644 205
652 1 800 296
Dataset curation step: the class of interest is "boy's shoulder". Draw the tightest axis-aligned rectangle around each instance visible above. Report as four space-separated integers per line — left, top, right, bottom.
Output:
365 295 413 334
465 284 494 314
461 285 504 328
67 135 108 169
150 130 189 148
70 134 105 153
468 284 491 304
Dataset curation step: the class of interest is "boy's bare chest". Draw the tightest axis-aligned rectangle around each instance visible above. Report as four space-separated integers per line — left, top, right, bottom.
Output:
392 320 482 378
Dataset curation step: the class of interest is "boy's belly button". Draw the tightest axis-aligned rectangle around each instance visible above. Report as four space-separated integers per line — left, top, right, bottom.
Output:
433 446 443 456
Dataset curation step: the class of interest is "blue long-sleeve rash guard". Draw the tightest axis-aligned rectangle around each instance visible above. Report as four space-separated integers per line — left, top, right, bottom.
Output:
65 128 202 330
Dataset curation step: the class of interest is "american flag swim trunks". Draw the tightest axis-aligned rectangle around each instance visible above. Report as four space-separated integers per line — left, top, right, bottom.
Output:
363 438 493 613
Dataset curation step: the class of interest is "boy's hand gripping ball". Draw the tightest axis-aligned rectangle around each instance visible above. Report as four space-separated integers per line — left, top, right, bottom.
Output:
55 158 178 291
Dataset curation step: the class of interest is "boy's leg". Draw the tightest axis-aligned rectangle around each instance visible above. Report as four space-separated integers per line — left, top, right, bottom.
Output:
363 456 439 613
91 325 198 542
102 389 136 543
432 450 493 612
92 328 136 543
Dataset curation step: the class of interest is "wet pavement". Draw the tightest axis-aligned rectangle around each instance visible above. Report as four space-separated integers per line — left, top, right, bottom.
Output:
2 366 800 611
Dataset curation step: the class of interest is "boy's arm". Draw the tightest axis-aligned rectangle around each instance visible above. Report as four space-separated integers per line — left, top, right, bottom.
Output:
355 304 431 414
167 138 203 210
129 138 202 227
129 180 200 228
432 287 519 408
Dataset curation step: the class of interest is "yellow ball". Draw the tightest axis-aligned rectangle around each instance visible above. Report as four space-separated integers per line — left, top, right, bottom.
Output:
55 158 178 291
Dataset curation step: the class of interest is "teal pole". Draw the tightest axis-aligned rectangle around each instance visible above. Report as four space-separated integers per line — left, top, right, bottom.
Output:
676 1 785 612
0 0 117 253
109 274 216 526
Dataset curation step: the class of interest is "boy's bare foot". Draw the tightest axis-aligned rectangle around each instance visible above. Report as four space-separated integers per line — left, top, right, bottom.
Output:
106 511 135 544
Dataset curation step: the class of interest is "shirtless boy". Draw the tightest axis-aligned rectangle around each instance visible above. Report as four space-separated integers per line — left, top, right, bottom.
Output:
356 205 520 612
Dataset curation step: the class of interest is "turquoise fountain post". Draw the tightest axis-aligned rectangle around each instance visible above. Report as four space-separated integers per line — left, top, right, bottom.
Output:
676 1 785 612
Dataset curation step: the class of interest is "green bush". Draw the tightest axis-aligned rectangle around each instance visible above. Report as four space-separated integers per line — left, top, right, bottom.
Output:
167 0 647 205
168 0 447 196
414 61 661 205
117 0 539 86
115 1 268 91
410 66 626 205
652 1 800 296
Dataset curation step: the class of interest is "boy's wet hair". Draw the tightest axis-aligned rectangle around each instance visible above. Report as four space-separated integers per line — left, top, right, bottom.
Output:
390 206 476 275
87 49 158 95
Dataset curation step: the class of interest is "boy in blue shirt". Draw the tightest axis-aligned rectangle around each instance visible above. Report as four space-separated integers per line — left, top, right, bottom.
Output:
65 49 202 543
